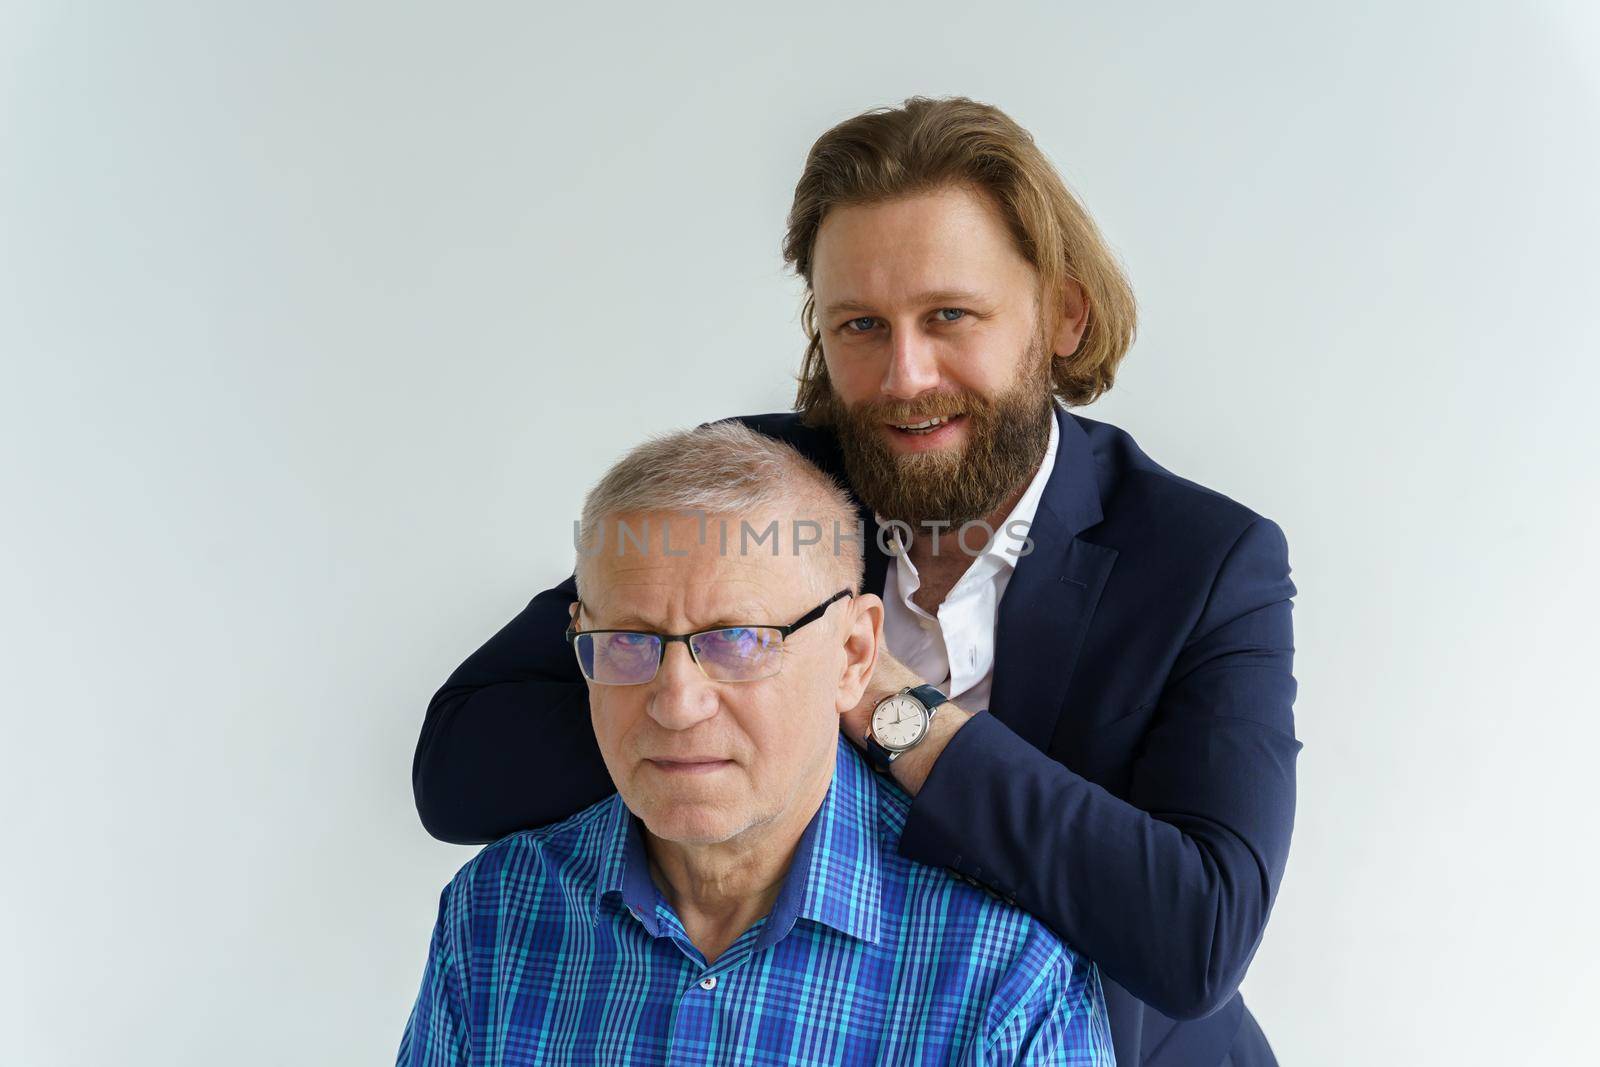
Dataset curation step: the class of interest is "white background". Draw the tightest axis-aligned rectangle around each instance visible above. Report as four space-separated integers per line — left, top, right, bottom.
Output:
4 2 1597 1063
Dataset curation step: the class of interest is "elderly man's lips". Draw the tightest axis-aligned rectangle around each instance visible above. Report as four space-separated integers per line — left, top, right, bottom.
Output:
647 758 734 775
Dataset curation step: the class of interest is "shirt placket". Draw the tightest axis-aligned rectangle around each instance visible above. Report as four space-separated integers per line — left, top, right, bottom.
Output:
942 561 1000 700
885 533 951 691
658 906 768 1065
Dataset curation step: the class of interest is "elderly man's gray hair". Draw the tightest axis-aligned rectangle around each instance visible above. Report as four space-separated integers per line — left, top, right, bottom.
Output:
574 421 865 601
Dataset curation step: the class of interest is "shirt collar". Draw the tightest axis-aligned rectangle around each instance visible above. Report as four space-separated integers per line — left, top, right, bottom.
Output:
875 403 1061 572
783 734 883 946
594 734 882 947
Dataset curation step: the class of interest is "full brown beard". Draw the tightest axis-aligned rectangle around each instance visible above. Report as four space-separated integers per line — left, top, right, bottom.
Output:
803 336 1057 529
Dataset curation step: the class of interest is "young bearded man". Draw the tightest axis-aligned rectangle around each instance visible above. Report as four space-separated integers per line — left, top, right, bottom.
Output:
412 95 1299 1067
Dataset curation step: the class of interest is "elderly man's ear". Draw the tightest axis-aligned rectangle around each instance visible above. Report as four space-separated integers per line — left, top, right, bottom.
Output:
835 593 884 716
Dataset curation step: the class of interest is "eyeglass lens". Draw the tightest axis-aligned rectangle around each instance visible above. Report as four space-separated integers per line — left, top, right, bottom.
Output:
573 626 784 685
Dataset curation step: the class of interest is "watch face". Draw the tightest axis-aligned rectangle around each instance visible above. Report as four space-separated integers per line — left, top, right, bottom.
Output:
872 694 928 750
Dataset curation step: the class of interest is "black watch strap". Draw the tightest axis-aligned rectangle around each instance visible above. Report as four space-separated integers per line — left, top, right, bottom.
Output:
864 733 896 773
865 685 949 772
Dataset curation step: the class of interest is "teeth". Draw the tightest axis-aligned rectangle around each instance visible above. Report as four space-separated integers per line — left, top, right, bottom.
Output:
895 416 951 432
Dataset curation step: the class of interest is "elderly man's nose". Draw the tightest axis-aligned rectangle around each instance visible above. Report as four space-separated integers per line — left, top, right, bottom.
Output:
647 642 718 728
880 329 941 400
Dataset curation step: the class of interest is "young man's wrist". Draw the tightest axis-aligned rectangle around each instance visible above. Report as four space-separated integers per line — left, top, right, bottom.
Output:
889 701 975 795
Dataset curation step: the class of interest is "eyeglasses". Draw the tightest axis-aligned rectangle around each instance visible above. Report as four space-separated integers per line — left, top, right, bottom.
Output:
565 589 852 685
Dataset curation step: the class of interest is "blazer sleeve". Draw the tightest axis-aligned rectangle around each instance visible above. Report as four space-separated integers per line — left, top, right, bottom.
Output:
411 572 612 844
897 516 1301 1020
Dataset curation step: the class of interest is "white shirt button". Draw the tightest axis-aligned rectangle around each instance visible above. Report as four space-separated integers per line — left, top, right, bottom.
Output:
699 976 717 990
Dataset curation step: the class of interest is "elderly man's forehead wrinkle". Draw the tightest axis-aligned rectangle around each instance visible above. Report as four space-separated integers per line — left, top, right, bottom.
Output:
587 570 794 629
605 553 775 575
600 562 782 594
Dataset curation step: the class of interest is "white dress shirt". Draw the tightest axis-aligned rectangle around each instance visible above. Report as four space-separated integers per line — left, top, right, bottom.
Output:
877 410 1059 713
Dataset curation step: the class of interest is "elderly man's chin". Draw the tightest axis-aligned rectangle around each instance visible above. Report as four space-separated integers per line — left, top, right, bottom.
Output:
635 797 761 847
623 773 760 845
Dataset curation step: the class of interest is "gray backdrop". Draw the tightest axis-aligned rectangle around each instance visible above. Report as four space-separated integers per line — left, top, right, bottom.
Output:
4 2 1596 1063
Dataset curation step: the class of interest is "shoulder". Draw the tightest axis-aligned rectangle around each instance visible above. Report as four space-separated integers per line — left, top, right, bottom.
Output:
700 411 849 480
703 409 808 440
438 793 622 914
1072 411 1278 540
978 921 1111 1063
1069 411 1292 593
868 766 1100 1025
876 783 1100 1062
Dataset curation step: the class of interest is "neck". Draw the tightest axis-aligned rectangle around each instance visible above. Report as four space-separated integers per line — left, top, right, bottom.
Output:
904 474 1032 574
902 466 1037 615
642 763 832 964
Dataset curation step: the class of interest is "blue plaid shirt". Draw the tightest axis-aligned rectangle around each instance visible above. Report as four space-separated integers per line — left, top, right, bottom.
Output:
398 735 1114 1065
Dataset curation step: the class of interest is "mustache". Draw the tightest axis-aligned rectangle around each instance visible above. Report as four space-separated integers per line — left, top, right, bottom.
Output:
844 392 995 423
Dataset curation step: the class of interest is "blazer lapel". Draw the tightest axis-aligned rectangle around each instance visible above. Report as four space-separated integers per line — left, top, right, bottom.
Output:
987 406 1117 753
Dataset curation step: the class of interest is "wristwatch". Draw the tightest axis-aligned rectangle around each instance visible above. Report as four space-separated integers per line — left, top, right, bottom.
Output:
864 684 949 773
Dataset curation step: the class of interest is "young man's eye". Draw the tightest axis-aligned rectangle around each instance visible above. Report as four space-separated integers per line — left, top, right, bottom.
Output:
842 311 967 332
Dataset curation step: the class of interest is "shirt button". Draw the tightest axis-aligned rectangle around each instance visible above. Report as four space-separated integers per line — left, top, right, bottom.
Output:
699 976 717 990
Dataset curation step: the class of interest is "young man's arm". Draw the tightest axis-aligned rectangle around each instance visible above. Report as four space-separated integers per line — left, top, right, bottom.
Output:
396 885 470 1066
412 573 611 843
899 515 1300 1021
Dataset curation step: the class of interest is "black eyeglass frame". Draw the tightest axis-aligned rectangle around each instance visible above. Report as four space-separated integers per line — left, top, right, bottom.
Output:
564 588 853 685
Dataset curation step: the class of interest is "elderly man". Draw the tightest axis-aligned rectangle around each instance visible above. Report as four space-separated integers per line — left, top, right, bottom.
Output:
397 422 1115 1066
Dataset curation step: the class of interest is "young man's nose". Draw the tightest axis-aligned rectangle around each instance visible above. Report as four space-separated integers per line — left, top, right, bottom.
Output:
645 642 719 730
879 327 943 400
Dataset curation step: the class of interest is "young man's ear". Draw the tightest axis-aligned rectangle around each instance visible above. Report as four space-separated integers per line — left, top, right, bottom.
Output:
836 592 884 715
1050 278 1090 358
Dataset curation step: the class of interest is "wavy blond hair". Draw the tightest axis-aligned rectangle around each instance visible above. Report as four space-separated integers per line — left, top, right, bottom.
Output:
782 95 1137 411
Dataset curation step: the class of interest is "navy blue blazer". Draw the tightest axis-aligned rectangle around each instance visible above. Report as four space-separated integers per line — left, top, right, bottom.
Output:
412 404 1300 1066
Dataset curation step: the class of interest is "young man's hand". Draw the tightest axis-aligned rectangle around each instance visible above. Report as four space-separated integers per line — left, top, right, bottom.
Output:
842 647 975 795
